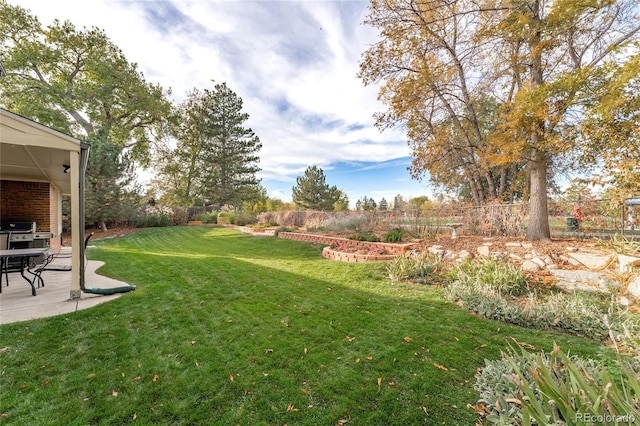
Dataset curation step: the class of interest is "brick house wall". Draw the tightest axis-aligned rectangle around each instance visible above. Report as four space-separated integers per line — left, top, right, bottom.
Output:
0 180 52 232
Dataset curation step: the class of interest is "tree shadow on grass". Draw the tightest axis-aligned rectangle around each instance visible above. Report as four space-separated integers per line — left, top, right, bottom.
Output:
0 226 607 425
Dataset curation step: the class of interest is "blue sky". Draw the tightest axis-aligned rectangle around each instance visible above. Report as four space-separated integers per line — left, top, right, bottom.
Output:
12 0 434 206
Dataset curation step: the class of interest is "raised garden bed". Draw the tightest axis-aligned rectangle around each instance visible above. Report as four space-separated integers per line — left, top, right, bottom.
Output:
322 246 397 262
277 231 415 255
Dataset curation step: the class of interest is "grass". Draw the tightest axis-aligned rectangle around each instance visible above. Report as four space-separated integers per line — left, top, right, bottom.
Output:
0 226 608 425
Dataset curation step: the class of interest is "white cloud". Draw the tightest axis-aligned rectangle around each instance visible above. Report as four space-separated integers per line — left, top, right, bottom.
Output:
9 0 420 201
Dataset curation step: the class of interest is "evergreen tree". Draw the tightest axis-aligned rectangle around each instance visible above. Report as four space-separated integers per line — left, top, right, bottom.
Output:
155 83 262 208
292 166 340 211
357 196 377 211
378 198 388 210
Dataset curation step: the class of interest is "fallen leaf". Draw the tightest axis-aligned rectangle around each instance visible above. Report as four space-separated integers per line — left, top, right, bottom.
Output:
87 373 97 379
0 347 9 355
355 358 361 363
346 336 355 342
133 376 141 382
112 391 118 397
388 381 396 387
152 374 159 382
229 374 234 382
304 347 308 354
454 336 459 341
433 363 449 371
301 388 309 395
377 377 382 388
191 340 196 345
18 384 27 390
366 356 373 360
42 380 50 386
286 404 299 412
403 336 412 343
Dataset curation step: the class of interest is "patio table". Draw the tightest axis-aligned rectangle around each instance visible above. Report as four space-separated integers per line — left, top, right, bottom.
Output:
0 247 53 296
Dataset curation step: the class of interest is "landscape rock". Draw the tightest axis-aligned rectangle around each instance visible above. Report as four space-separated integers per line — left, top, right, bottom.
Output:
628 274 640 299
458 250 471 261
521 260 540 272
568 250 613 270
548 269 608 293
477 245 491 258
618 254 640 273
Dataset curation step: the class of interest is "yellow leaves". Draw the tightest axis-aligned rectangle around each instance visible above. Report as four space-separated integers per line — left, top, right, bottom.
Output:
403 336 412 343
285 404 299 412
433 363 449 371
229 374 234 382
112 390 118 397
87 373 97 380
345 336 355 342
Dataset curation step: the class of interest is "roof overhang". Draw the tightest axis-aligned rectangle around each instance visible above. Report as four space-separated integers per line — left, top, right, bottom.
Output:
0 108 83 194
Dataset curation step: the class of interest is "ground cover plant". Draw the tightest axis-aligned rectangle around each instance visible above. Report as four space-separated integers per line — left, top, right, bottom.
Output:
0 227 608 425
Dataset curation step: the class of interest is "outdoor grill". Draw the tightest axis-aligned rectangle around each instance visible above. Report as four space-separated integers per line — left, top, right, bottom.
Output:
0 221 54 247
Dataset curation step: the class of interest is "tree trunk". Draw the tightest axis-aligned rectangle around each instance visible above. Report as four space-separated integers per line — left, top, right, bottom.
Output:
526 148 551 241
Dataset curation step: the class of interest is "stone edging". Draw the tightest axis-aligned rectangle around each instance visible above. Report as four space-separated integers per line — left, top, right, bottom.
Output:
321 246 397 262
276 232 415 255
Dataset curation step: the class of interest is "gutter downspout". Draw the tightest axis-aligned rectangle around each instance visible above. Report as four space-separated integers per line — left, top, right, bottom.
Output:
79 142 135 295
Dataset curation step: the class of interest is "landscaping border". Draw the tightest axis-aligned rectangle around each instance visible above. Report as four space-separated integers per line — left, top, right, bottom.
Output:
321 246 397 262
276 231 416 255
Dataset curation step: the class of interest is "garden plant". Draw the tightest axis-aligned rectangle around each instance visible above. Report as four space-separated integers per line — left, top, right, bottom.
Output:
0 227 624 424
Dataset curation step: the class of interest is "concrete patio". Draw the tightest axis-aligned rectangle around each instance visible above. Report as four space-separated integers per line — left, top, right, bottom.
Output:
0 247 133 324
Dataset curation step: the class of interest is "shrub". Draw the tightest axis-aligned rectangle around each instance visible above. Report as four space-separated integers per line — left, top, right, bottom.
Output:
386 250 443 284
475 344 640 425
448 258 531 296
349 232 379 242
444 277 640 344
217 212 237 224
383 227 405 243
192 212 218 224
136 214 171 228
273 226 298 237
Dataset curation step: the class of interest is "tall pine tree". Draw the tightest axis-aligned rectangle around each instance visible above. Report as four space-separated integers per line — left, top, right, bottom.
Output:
155 83 262 207
292 166 340 211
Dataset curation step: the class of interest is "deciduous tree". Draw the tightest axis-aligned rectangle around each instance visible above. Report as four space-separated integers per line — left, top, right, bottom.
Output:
359 0 639 240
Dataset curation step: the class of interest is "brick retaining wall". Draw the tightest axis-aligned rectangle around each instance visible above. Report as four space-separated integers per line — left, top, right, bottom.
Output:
321 246 397 262
277 232 415 255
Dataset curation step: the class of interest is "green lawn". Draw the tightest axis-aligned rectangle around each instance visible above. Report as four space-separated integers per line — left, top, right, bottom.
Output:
0 226 606 425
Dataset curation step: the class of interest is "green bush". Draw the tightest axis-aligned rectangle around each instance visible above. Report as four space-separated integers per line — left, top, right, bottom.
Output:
383 227 405 242
448 258 531 296
476 345 640 425
217 212 237 224
386 250 443 284
137 214 171 228
349 231 379 242
191 212 218 224
443 277 640 343
273 226 298 237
